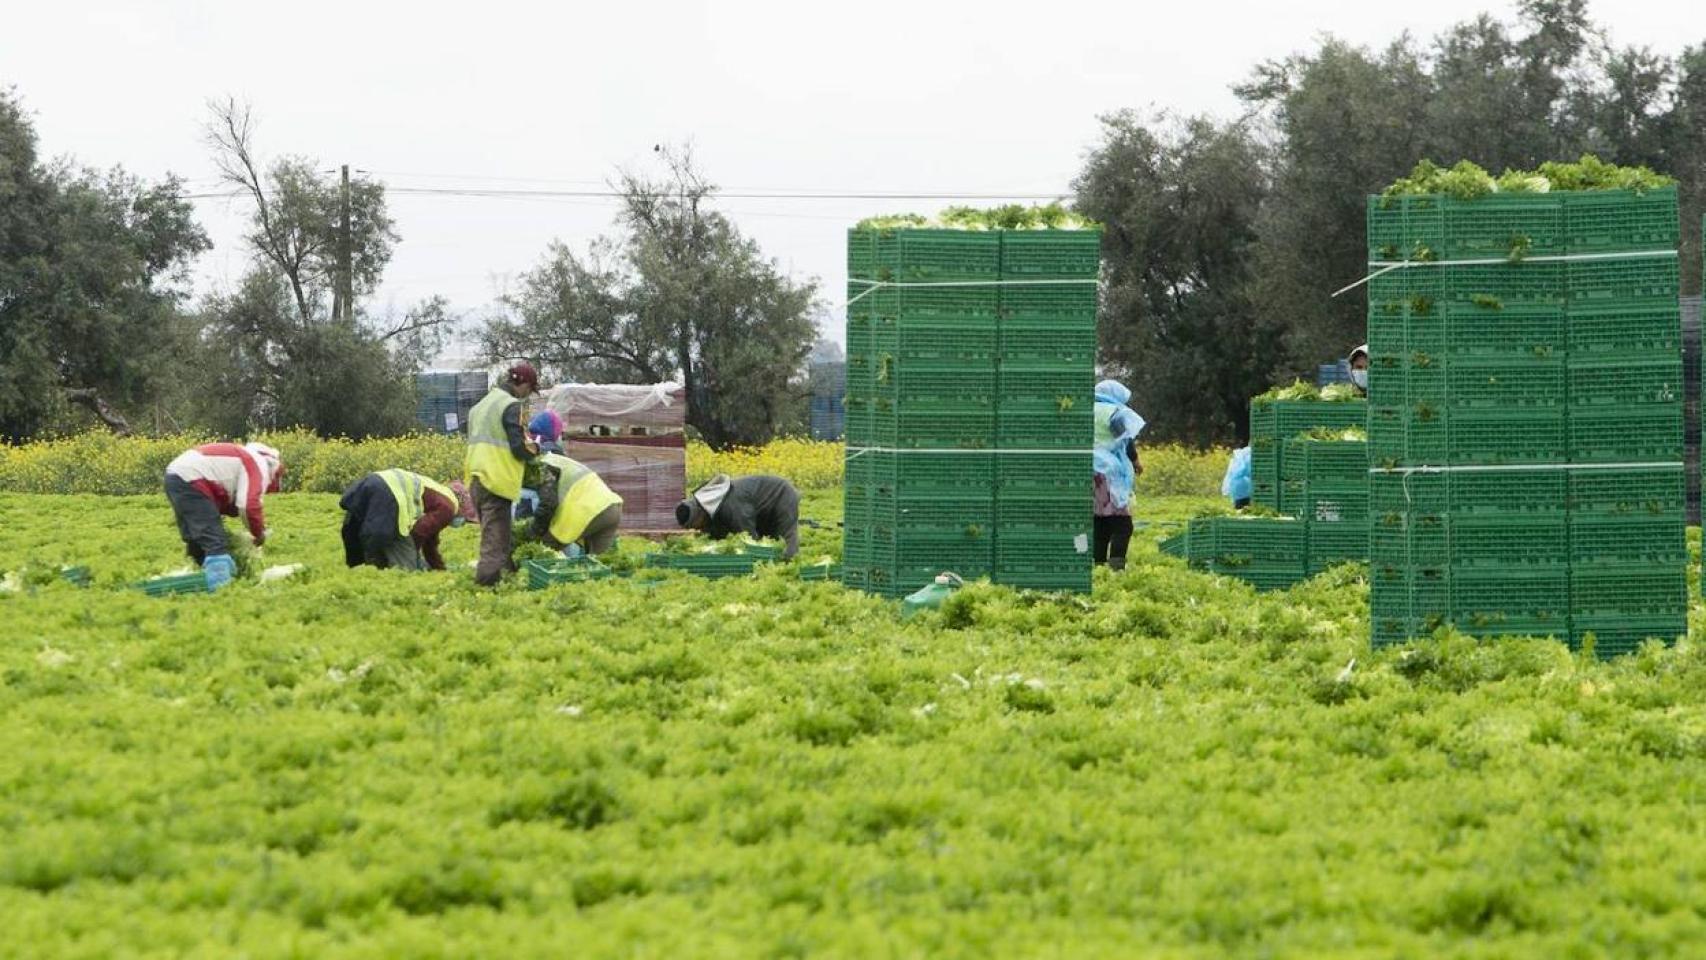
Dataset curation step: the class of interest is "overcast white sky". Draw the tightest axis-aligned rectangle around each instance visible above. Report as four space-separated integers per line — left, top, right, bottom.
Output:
3 0 1696 359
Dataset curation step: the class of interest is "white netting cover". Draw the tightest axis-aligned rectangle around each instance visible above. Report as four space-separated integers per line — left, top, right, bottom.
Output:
545 383 686 434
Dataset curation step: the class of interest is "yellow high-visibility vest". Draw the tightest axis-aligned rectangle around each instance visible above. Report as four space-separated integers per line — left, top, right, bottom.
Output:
540 453 623 546
376 469 457 537
464 388 525 500
1094 402 1119 447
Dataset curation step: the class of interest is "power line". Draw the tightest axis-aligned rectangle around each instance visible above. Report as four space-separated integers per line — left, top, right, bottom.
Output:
177 185 1068 202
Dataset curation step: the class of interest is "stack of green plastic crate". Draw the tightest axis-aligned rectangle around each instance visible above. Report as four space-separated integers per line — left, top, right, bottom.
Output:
844 226 1099 597
994 230 1100 592
1367 186 1685 656
1248 397 1367 509
1283 435 1371 574
1184 516 1306 590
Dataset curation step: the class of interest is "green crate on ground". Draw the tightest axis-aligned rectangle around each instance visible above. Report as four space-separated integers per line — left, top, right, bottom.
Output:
798 562 842 582
1158 532 1189 559
994 561 1093 593
1570 562 1687 617
1455 615 1569 642
138 572 209 596
1571 615 1685 659
1210 561 1308 592
1307 522 1368 574
1561 187 1680 253
525 557 615 589
645 544 781 579
996 528 1092 566
1187 516 1306 564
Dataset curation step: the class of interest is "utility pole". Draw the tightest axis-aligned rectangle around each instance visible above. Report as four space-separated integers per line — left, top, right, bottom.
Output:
338 164 352 321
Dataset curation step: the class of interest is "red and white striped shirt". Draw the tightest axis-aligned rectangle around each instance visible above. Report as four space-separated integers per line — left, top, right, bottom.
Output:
165 444 273 541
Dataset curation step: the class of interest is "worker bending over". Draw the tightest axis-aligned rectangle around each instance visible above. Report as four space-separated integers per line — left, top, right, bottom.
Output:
163 441 283 590
676 474 801 560
525 453 624 557
465 362 542 586
340 470 476 571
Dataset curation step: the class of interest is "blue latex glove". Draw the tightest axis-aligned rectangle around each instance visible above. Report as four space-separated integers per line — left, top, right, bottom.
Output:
203 554 236 591
561 543 585 560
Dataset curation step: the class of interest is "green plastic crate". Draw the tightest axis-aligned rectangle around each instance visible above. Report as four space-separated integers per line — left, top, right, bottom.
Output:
1568 513 1687 564
998 284 1097 321
1560 187 1680 254
1447 513 1567 567
525 556 615 589
1571 615 1685 659
994 452 1091 492
1440 303 1567 358
1566 301 1681 354
1566 355 1682 407
1570 562 1687 617
871 229 1001 281
1282 438 1369 483
1450 567 1570 622
1567 466 1684 515
1439 194 1565 259
1565 257 1679 302
998 323 1097 365
995 493 1091 532
138 572 209 596
998 229 1102 277
1567 405 1683 463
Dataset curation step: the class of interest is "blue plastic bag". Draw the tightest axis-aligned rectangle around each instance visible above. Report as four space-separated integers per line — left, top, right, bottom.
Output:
1222 447 1252 503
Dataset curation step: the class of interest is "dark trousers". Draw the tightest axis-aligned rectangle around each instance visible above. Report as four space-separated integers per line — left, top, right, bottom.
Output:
165 474 228 566
1093 515 1134 570
473 479 516 586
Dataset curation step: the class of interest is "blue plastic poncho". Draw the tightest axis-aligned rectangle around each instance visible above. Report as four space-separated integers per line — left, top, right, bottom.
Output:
1222 446 1252 504
1092 379 1145 510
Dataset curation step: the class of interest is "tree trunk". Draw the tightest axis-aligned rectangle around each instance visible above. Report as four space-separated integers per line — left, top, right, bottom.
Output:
64 388 133 436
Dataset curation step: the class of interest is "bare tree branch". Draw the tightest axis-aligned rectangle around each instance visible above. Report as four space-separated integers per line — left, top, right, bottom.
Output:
63 388 133 436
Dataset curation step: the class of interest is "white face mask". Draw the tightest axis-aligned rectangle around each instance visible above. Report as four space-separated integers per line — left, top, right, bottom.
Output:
1350 368 1369 389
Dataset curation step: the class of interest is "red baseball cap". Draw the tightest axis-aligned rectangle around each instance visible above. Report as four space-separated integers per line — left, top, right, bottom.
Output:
508 362 540 388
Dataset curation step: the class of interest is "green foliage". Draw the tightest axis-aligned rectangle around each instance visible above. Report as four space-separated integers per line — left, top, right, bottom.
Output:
3 490 1704 955
482 147 818 450
1073 111 1272 445
1383 155 1676 197
0 90 209 441
855 203 1096 231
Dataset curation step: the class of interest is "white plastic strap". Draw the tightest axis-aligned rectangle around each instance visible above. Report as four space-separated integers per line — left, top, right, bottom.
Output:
1370 461 1681 475
846 446 1087 461
844 277 1098 309
1332 248 1679 299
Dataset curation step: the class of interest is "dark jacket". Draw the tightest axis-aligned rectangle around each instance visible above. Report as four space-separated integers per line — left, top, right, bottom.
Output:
704 475 800 542
338 473 455 570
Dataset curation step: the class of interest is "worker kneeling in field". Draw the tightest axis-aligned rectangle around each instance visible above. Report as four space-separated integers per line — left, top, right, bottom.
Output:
163 441 283 590
339 470 477 571
464 362 542 586
676 474 801 560
523 453 624 558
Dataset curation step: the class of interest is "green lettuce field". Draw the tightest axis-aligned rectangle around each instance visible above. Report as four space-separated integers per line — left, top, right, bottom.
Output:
4 489 1706 958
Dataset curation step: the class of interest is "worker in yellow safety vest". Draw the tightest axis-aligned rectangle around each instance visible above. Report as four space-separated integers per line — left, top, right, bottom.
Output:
465 362 542 585
522 453 624 557
339 469 477 570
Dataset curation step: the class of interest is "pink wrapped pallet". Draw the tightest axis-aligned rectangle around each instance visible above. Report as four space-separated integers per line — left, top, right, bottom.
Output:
544 383 687 535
